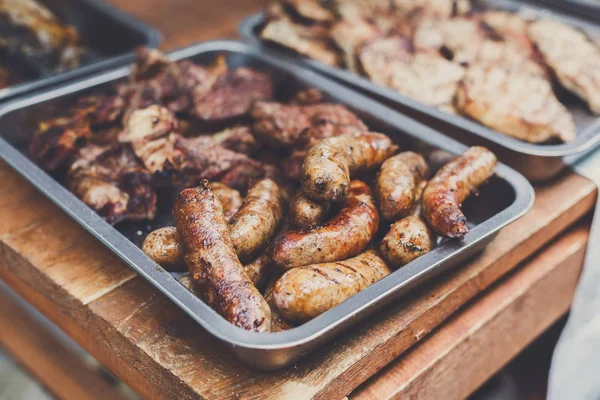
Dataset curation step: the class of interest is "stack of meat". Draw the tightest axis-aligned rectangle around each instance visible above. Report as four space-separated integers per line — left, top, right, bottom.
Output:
260 0 600 143
30 48 498 332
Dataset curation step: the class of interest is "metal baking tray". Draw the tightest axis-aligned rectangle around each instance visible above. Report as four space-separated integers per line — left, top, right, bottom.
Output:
239 0 600 182
534 0 600 21
0 41 534 370
0 0 161 102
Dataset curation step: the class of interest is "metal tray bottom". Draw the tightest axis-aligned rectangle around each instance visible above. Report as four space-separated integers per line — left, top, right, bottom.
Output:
0 41 533 370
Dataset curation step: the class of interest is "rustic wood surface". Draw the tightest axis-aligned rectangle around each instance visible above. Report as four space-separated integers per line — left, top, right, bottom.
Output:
0 159 596 399
351 222 590 400
0 284 129 400
0 1 598 398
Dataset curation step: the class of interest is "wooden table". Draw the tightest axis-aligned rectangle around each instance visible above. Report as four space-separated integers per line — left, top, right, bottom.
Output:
0 1 598 399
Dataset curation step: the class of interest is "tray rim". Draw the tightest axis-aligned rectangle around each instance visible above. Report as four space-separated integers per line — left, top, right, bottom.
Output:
0 0 162 102
238 1 600 158
0 40 534 352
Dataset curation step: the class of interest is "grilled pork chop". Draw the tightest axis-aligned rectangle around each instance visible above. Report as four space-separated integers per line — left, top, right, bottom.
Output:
528 19 600 114
260 19 340 66
456 65 576 143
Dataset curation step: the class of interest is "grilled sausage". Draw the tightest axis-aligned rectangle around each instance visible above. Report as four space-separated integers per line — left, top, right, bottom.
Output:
273 250 391 322
142 227 185 271
380 181 435 267
421 146 497 238
271 181 379 269
380 216 435 267
289 192 330 228
209 182 243 221
229 179 284 262
301 132 397 201
142 183 242 270
173 181 271 332
263 277 295 332
376 152 428 221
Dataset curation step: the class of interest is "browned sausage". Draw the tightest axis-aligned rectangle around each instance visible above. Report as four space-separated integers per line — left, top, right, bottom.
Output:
142 227 184 271
271 180 379 269
142 183 241 269
375 152 428 221
229 179 284 262
209 182 242 221
288 192 330 228
380 181 435 267
173 181 271 332
421 146 497 238
263 277 295 332
301 132 397 201
273 250 391 322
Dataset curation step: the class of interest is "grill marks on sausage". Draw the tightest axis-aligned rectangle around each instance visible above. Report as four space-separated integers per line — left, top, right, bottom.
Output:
272 250 391 322
173 182 271 332
271 181 379 269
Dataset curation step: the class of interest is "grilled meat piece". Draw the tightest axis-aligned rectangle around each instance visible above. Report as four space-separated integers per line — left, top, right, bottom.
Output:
392 0 471 21
252 101 367 148
330 18 381 73
260 19 340 66
456 65 576 143
333 0 392 20
67 144 156 224
284 0 334 22
528 19 600 114
413 17 486 65
124 48 226 118
119 105 180 174
193 67 273 121
169 135 265 191
210 126 259 155
0 0 85 75
359 36 413 86
388 53 465 111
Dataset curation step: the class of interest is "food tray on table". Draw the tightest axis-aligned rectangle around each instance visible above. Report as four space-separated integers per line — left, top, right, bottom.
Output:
0 41 534 370
0 0 161 102
239 0 600 181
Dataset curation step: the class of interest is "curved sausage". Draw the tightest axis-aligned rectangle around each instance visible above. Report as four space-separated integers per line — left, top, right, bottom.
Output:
273 250 391 322
375 152 428 221
209 182 243 221
271 180 379 269
301 132 397 201
173 181 271 332
142 227 185 271
229 179 284 262
288 192 330 228
421 146 497 238
380 181 435 267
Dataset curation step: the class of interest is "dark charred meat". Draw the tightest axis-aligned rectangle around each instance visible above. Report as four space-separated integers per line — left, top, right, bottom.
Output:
193 67 273 121
66 144 156 225
0 0 86 75
252 101 367 148
169 135 265 191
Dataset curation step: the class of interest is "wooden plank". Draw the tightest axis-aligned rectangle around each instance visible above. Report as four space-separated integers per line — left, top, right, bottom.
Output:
351 223 590 400
0 284 129 400
0 159 596 399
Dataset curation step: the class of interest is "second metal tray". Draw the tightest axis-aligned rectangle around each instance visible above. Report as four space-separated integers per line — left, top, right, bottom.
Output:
239 0 600 181
0 0 161 102
0 41 534 370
